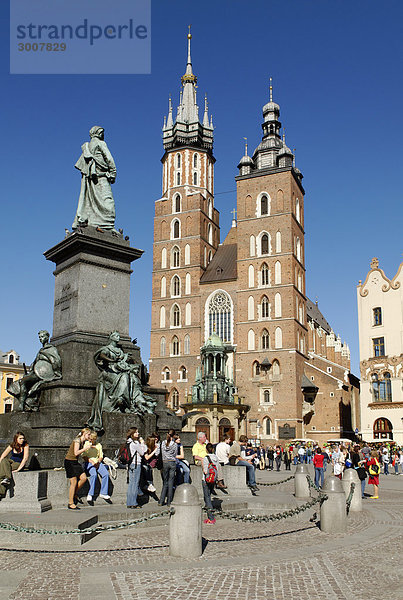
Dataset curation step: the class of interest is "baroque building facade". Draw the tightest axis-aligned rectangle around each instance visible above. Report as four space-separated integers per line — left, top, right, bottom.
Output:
357 258 403 443
149 33 358 444
0 349 24 413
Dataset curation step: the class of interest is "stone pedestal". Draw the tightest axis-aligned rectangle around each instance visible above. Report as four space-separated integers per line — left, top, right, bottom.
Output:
0 227 181 467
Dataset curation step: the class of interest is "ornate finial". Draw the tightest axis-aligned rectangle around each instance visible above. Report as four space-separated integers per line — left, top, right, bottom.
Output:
282 129 286 143
315 296 318 306
182 25 197 84
188 24 192 39
269 77 273 102
292 148 296 167
243 136 248 156
370 257 379 269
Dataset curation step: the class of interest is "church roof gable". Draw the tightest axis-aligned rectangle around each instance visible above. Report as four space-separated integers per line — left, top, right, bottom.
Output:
200 243 237 283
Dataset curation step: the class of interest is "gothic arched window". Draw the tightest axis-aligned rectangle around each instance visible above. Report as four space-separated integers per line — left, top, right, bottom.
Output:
184 334 190 355
177 172 181 186
171 388 179 410
172 220 180 239
261 234 269 255
172 275 180 297
193 172 198 185
253 360 260 377
176 154 181 168
172 304 180 327
261 329 270 350
261 296 270 319
172 336 179 356
160 337 166 357
163 367 171 381
261 263 270 286
174 194 181 213
207 290 232 343
172 246 180 268
261 195 268 216
265 417 272 435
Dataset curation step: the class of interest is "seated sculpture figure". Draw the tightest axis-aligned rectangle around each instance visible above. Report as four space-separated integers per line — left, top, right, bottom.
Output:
88 331 156 431
7 330 62 411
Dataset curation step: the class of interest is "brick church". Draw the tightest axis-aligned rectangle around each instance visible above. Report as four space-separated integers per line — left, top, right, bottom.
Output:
148 32 360 444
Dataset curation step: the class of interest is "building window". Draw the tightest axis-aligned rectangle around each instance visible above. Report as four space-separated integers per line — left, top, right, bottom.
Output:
275 327 282 349
261 263 270 286
184 334 190 355
193 172 198 185
208 198 213 219
174 194 181 213
172 304 180 328
276 231 281 253
261 234 269 255
180 366 187 380
194 153 198 168
248 329 255 350
208 250 212 264
172 220 180 239
373 417 393 439
172 246 180 268
373 307 382 326
160 337 166 357
176 154 181 168
373 337 385 357
172 275 180 297
261 329 270 350
327 366 332 374
172 336 180 356
253 361 260 376
261 195 268 216
207 290 232 343
161 247 167 269
163 367 171 381
4 402 12 413
265 417 271 435
171 388 179 410
261 296 270 319
296 237 301 261
272 360 280 376
8 354 14 364
6 377 14 390
372 372 392 402
177 172 181 186
208 223 213 245
263 390 270 404
160 306 166 328
185 244 190 265
296 198 300 222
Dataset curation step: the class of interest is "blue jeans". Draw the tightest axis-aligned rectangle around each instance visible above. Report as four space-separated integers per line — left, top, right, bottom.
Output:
306 455 312 464
160 461 176 505
176 460 190 484
237 460 256 486
394 463 400 475
314 467 324 488
293 456 298 465
86 462 109 496
268 458 274 470
361 478 366 497
202 480 214 520
127 463 141 507
384 462 389 474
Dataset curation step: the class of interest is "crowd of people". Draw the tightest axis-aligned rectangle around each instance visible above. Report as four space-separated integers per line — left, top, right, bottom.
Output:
1 430 402 513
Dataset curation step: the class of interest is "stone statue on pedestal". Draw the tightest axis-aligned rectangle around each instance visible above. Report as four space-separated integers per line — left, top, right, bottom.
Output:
7 330 62 412
72 126 118 233
88 331 156 431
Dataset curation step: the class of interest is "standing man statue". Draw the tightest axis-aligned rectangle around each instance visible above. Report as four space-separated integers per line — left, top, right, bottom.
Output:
7 331 62 412
72 126 118 233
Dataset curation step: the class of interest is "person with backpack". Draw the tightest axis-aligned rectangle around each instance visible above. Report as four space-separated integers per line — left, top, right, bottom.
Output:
124 427 146 509
202 442 219 524
355 459 368 498
366 450 380 499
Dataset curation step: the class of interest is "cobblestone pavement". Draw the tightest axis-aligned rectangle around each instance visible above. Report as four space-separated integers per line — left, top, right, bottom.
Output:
0 470 402 600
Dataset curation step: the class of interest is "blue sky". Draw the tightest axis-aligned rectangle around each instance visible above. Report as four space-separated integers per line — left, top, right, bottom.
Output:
1 0 402 375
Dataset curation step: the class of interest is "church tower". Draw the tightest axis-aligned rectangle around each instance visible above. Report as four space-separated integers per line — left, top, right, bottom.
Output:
234 79 308 440
149 30 219 410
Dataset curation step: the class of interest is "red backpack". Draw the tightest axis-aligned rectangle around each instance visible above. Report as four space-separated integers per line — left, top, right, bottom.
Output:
205 456 218 483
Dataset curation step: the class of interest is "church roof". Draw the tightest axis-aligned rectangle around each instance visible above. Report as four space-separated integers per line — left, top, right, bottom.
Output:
306 298 331 333
200 242 237 283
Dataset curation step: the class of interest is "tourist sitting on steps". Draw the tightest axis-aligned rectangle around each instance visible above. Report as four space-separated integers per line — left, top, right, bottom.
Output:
82 431 111 504
192 432 227 490
64 428 92 510
228 435 259 492
0 432 30 498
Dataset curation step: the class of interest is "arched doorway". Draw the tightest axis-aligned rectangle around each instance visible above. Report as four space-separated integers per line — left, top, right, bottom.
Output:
373 417 393 440
195 417 211 440
219 417 235 442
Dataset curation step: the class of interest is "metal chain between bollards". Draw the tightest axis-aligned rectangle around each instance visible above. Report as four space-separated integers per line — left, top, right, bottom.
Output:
0 508 173 536
257 474 295 486
345 482 355 514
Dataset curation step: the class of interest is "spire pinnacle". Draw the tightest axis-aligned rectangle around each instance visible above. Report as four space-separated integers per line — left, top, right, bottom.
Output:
244 136 248 156
203 94 209 127
182 25 196 83
269 77 273 102
282 129 286 143
166 94 173 128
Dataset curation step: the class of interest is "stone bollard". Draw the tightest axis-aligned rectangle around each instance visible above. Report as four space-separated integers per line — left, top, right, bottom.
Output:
169 484 202 558
342 468 362 512
294 464 310 498
320 476 347 533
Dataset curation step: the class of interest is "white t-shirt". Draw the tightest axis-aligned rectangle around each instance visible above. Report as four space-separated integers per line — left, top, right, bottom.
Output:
215 441 230 464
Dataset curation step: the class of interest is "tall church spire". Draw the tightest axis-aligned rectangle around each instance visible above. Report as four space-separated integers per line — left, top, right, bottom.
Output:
162 28 214 153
